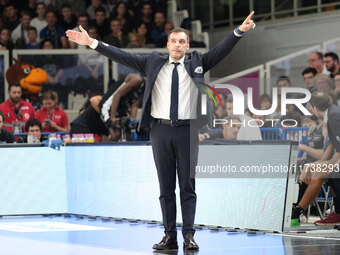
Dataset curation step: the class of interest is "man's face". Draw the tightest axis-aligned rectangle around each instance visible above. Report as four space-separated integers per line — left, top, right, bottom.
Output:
36 4 45 17
61 7 72 19
27 125 41 140
5 6 16 19
142 4 152 16
223 120 240 140
303 72 315 88
0 29 10 42
167 32 189 61
316 78 330 92
0 115 3 130
43 40 53 49
9 86 22 104
277 80 290 94
77 16 88 28
324 56 337 72
46 12 56 26
308 53 323 70
27 29 37 42
21 15 31 29
88 28 98 39
154 12 165 27
43 98 56 112
110 20 121 33
95 11 105 24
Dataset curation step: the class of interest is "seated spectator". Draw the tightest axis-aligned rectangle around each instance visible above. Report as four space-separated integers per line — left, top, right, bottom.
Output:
69 14 89 49
186 29 206 48
315 73 334 92
58 3 78 31
19 118 42 143
324 52 340 78
58 0 86 17
136 22 155 47
110 2 134 34
126 0 143 20
11 11 32 48
40 10 68 49
0 83 35 133
137 2 153 42
151 12 166 47
22 0 37 18
308 51 329 74
3 2 20 31
0 111 15 143
25 26 39 49
198 115 241 141
126 33 139 48
301 67 317 93
159 21 174 47
0 28 14 51
213 93 227 119
258 94 272 110
35 90 70 132
92 6 110 40
103 19 129 48
30 2 47 41
87 0 110 20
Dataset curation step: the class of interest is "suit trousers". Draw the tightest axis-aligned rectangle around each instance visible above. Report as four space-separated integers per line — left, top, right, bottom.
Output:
150 121 199 238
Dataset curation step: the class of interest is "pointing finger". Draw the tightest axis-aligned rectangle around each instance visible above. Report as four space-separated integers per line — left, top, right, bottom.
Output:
245 11 255 23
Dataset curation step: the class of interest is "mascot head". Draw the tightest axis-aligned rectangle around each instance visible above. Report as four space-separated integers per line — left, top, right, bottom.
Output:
6 59 48 99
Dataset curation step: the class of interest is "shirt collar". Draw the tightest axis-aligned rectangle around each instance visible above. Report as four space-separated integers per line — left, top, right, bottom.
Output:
169 55 185 66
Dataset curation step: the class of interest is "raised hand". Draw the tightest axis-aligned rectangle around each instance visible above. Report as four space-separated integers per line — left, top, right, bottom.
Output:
66 25 94 46
239 11 256 32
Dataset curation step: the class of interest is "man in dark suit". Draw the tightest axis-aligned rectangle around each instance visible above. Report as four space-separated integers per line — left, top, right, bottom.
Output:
66 12 256 250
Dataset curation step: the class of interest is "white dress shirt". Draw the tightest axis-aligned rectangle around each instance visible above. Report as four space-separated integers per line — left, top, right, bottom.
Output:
151 56 198 120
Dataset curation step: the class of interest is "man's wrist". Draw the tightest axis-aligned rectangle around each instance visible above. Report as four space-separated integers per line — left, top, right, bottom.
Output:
89 38 98 49
236 26 245 36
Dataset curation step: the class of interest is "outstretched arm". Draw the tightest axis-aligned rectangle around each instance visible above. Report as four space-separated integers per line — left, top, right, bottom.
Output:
202 11 256 72
66 26 147 75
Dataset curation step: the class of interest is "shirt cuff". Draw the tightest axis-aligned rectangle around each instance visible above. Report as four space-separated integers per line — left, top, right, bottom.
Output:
234 29 243 37
90 39 99 49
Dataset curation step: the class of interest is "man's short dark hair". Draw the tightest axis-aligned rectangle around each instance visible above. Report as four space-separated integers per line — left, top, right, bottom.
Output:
45 9 57 18
277 75 291 85
94 6 106 15
301 67 317 76
0 111 5 122
313 51 324 60
20 10 31 18
324 52 339 63
280 111 302 127
309 92 331 111
168 27 189 43
8 83 21 91
25 118 42 132
28 26 37 33
61 3 71 10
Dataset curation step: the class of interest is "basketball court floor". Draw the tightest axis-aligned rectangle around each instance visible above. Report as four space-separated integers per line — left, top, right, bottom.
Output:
0 215 340 255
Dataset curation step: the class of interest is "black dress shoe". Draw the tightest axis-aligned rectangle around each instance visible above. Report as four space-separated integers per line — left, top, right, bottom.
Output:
183 235 199 250
153 235 178 250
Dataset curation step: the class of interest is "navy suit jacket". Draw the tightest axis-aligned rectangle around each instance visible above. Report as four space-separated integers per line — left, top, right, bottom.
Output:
94 32 242 131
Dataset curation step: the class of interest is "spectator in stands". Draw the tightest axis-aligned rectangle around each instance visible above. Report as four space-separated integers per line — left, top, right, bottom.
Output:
151 11 165 47
315 73 334 92
135 22 155 47
198 115 241 141
23 0 37 18
40 10 68 49
226 97 262 140
186 29 206 48
159 21 174 47
308 51 329 74
324 52 340 78
87 0 110 20
103 19 129 48
69 14 89 49
299 92 340 226
30 2 47 41
0 111 15 143
35 90 69 132
0 27 14 50
3 3 20 31
126 0 143 20
11 11 32 48
111 2 134 34
277 75 291 95
258 94 272 110
301 67 317 93
126 33 139 48
138 2 153 42
58 3 77 31
25 26 39 49
20 117 42 143
213 93 227 119
0 83 35 133
92 6 110 40
58 0 86 17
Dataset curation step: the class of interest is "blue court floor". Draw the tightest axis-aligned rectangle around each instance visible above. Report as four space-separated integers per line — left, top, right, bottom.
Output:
0 215 340 255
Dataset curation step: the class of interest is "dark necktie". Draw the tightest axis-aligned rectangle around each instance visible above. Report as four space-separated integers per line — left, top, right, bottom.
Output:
170 62 180 124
